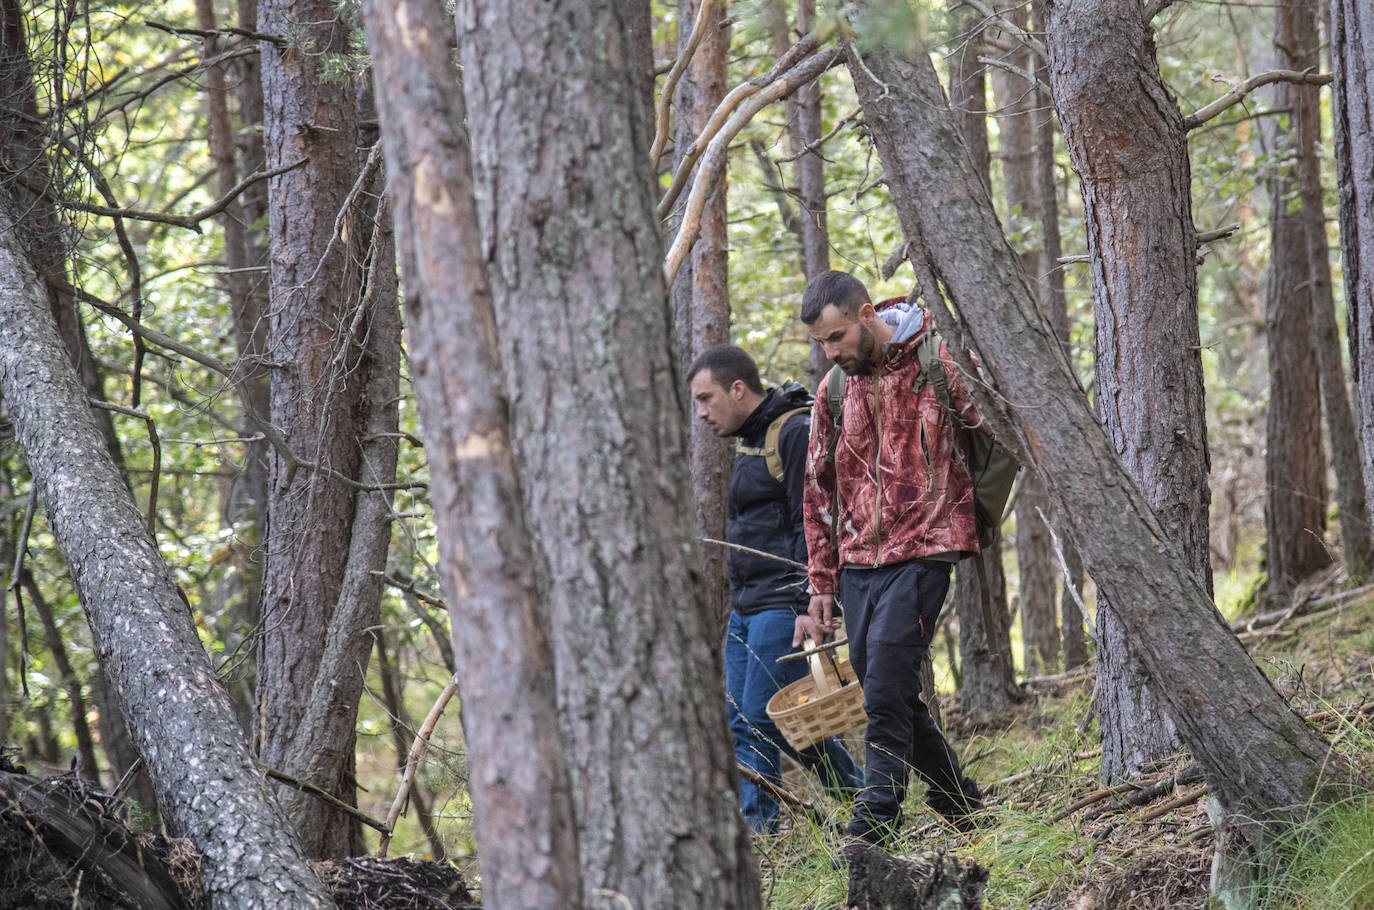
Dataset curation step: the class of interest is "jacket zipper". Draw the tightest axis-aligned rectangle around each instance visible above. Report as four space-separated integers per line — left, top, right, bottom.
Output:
872 373 883 565
919 416 933 493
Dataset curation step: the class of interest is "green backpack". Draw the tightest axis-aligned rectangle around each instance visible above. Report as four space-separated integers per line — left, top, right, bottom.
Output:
823 331 1019 552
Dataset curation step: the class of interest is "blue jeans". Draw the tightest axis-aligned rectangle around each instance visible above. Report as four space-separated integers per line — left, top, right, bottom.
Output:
724 608 863 834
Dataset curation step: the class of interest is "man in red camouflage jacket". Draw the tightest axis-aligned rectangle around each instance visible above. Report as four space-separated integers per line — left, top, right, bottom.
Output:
793 269 984 846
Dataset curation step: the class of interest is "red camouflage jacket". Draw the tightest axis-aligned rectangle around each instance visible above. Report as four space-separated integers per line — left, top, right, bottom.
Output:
803 316 986 595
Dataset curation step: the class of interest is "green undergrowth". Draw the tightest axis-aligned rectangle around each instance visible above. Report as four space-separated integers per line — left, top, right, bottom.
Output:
755 583 1374 908
1249 791 1374 910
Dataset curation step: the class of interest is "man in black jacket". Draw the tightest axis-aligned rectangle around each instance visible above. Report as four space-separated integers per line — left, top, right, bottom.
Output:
688 345 861 835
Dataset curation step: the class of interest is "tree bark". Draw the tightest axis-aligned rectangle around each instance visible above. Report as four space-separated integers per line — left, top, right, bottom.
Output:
1030 0 1087 669
765 0 832 385
954 539 1022 725
1260 0 1331 599
840 10 1354 839
1334 0 1374 550
196 0 269 735
362 0 586 904
456 0 762 904
1044 0 1210 779
0 199 333 909
257 0 400 857
946 2 990 191
944 4 1020 716
1302 0 1374 579
671 0 733 634
0 0 159 816
991 6 1058 674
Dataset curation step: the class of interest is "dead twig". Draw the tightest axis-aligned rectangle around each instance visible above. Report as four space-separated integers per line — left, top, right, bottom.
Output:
377 673 460 857
664 44 844 283
649 0 718 170
88 400 161 537
1133 785 1208 823
264 766 391 834
658 33 822 220
1182 69 1332 130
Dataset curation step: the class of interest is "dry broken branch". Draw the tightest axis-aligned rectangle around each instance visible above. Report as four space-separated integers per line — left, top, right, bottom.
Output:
649 0 718 170
376 673 461 858
1182 69 1333 130
658 32 822 220
663 44 845 283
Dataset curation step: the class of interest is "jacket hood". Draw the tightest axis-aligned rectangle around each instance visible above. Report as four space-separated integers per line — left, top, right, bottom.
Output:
875 297 931 369
734 382 812 440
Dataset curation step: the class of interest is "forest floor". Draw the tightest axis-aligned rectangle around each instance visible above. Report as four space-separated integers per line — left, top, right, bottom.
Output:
762 565 1374 909
2 570 1369 908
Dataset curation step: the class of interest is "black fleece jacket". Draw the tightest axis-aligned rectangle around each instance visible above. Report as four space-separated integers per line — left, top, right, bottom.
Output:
726 383 813 615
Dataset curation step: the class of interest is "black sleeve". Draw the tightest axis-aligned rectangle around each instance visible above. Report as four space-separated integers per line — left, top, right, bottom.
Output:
777 412 812 609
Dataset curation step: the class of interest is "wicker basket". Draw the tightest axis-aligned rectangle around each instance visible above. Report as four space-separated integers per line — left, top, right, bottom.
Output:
766 645 867 752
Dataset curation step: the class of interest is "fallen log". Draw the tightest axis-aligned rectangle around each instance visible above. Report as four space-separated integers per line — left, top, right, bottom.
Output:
0 756 478 910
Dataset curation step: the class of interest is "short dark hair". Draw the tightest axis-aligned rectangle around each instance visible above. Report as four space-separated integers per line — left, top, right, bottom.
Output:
800 270 871 324
687 345 764 395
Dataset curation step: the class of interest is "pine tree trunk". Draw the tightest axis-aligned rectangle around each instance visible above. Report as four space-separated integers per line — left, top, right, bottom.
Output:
0 200 333 909
763 0 832 384
1299 0 1374 579
1333 0 1374 568
945 11 1020 718
991 7 1059 674
257 0 401 857
1044 0 1211 779
23 576 101 782
456 0 762 903
196 0 268 734
955 538 1022 725
1029 0 1088 669
840 10 1354 837
671 0 733 634
0 0 159 815
1260 1 1331 597
363 4 587 902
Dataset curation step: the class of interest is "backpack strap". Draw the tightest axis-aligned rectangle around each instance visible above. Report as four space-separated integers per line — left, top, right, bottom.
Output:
824 363 846 464
823 363 847 547
736 407 810 483
916 333 954 420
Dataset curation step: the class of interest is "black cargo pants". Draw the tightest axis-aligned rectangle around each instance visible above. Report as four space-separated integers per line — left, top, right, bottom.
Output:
839 558 979 839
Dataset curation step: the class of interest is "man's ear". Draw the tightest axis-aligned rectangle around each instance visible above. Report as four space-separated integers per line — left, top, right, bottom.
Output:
729 379 749 400
856 302 877 327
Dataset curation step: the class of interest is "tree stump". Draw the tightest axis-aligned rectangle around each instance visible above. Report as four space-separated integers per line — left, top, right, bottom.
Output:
845 843 989 910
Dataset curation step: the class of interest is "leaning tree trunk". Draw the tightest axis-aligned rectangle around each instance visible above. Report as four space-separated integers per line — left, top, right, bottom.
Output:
991 7 1059 674
1044 0 1209 780
456 0 762 905
671 0 733 634
362 0 586 903
0 199 332 909
1333 0 1374 542
257 0 402 858
0 0 159 815
841 9 1356 842
1260 0 1331 598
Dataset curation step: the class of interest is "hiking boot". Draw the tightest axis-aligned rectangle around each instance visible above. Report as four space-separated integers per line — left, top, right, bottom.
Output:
928 778 986 832
846 811 903 848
